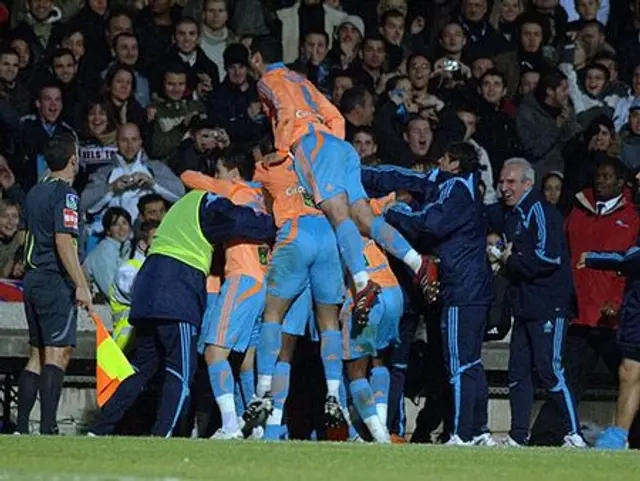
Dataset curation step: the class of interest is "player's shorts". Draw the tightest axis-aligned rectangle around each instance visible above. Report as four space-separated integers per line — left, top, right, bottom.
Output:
619 313 640 362
24 270 77 347
282 285 319 341
267 215 344 305
341 286 403 361
202 274 266 353
292 129 367 206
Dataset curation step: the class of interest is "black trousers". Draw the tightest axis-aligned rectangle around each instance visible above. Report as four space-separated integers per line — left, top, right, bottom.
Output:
530 325 619 446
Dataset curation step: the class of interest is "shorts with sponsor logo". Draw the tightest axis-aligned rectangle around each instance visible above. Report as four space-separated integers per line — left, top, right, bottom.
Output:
292 130 367 206
24 270 77 347
341 286 403 361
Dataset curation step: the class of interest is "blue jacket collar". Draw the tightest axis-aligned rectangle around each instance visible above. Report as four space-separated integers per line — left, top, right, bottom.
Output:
265 62 286 73
514 188 541 217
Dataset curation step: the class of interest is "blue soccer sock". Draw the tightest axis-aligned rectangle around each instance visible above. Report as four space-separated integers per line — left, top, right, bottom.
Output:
265 361 291 436
208 360 239 433
340 373 358 440
371 216 421 273
350 378 389 442
256 322 282 396
235 370 255 414
370 366 390 427
320 330 342 399
335 219 368 291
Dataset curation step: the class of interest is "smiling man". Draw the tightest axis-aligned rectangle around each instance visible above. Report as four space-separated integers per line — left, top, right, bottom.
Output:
497 157 585 448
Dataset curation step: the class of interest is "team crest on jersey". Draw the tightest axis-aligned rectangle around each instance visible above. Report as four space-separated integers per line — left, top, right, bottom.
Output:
65 193 79 210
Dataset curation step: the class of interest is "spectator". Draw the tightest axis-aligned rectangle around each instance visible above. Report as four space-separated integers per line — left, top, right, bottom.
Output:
77 100 118 178
489 0 526 43
81 122 184 224
200 0 237 82
68 0 110 71
207 43 268 147
49 48 87 130
531 157 638 446
351 126 378 159
149 64 205 162
59 24 96 90
277 0 347 64
340 85 374 141
330 72 354 106
290 31 332 95
379 9 407 73
402 115 433 166
0 46 31 119
170 115 229 175
11 0 65 66
163 16 220 100
14 82 76 191
0 198 22 278
594 52 630 100
613 64 640 132
100 8 135 74
83 206 133 297
327 15 364 72
137 194 168 224
517 65 541 99
104 33 151 108
407 52 443 112
102 64 149 142
563 0 610 25
8 35 37 94
348 35 387 92
541 171 565 206
458 0 511 58
0 154 25 204
620 99 640 171
497 157 585 448
135 0 180 75
516 68 582 182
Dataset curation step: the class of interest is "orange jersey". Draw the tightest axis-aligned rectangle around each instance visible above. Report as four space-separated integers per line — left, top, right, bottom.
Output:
258 63 345 158
181 171 269 282
253 158 322 228
207 275 221 294
363 238 399 289
369 193 396 216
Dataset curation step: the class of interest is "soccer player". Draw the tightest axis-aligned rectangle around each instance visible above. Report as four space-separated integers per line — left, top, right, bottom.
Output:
340 195 404 443
181 152 268 440
87 187 275 437
368 144 495 445
242 145 346 435
578 248 640 449
247 36 434 324
17 133 91 435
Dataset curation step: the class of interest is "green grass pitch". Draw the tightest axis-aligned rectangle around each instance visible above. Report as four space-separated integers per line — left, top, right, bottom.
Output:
0 436 637 481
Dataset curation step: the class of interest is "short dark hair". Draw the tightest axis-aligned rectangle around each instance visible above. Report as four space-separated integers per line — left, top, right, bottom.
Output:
579 19 606 35
136 219 160 244
0 46 20 60
340 85 370 114
217 150 255 181
404 114 429 134
584 62 611 83
479 68 506 86
353 125 377 141
51 48 76 66
535 68 567 97
43 133 77 172
164 63 189 78
175 16 201 35
102 206 132 233
105 63 137 97
516 11 551 45
112 31 137 50
362 34 385 49
250 35 283 64
138 194 168 213
303 30 329 46
448 142 480 173
107 7 134 29
595 155 627 181
38 81 63 99
381 9 404 25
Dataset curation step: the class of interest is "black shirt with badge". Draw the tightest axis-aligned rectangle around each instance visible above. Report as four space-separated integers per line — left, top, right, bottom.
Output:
23 177 80 275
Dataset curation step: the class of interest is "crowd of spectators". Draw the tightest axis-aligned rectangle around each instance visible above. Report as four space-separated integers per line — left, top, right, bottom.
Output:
2 0 640 443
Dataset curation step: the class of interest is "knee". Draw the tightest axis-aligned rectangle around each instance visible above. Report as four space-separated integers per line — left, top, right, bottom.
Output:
619 359 640 384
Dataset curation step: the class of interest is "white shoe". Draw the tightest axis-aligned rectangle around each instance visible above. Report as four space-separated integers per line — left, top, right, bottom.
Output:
86 432 98 438
562 433 587 448
210 428 243 440
445 435 474 446
473 433 498 447
248 426 264 440
501 435 524 447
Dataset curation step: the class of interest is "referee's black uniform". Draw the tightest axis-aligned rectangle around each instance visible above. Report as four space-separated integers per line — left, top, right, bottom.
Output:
16 133 88 435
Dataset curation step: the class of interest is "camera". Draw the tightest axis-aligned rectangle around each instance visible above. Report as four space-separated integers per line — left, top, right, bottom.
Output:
444 59 460 72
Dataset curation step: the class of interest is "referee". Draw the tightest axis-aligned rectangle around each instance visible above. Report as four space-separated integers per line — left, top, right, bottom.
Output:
16 133 92 435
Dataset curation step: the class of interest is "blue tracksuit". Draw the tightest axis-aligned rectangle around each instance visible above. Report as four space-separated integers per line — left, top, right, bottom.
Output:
586 246 640 362
503 188 580 444
372 166 494 442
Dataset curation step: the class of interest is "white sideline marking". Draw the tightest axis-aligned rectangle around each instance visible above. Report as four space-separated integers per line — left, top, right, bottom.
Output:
0 474 181 481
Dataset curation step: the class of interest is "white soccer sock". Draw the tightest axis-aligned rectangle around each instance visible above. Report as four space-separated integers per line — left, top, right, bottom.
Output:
266 408 284 427
256 375 272 397
363 415 390 443
326 379 340 399
376 403 388 427
216 393 239 433
353 271 370 292
403 250 422 274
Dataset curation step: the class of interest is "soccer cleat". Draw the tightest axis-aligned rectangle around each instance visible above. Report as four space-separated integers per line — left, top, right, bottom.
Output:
353 280 381 327
391 434 407 444
210 428 243 440
500 435 525 447
415 256 440 303
325 395 349 441
242 393 273 433
444 435 474 446
562 433 587 448
472 433 498 447
595 426 628 450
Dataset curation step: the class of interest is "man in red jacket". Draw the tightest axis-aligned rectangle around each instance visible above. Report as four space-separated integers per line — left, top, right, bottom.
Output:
531 157 639 446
